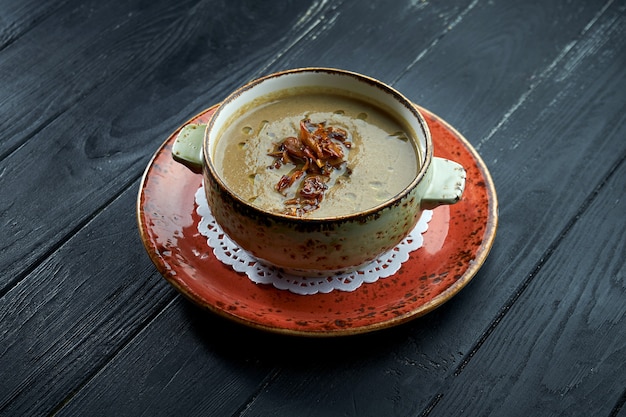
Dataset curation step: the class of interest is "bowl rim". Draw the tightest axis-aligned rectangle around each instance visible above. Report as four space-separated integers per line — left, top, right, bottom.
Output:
203 67 433 222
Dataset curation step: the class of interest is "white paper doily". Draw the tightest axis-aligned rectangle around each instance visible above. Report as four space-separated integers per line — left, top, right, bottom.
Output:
195 186 432 295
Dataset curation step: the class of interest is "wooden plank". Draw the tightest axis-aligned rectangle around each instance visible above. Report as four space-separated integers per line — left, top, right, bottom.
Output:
1 1 623 416
0 182 272 416
0 185 176 416
46 298 278 417
0 0 483 414
390 0 619 136
256 0 480 82
0 0 480 290
44 0 625 416
0 1 480 413
426 160 626 417
224 1 626 416
0 0 155 159
0 0 68 50
0 0 318 289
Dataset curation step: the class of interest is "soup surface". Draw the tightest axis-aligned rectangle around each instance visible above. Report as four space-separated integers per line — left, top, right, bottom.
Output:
212 90 420 218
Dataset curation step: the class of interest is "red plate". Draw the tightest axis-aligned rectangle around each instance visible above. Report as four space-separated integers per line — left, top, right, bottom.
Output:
137 105 498 336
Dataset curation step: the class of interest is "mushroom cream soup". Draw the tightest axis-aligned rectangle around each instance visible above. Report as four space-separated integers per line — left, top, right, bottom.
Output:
212 90 420 218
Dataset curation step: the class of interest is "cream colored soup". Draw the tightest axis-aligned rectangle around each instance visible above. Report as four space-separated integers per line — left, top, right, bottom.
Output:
213 91 420 218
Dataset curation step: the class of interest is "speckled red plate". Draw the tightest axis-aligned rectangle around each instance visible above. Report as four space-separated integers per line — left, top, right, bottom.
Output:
137 105 498 337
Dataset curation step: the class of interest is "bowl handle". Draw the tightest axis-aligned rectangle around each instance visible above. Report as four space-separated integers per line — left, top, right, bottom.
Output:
172 123 206 168
421 157 466 209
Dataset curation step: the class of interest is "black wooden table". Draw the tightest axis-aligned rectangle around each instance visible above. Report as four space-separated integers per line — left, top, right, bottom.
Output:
1 1 625 416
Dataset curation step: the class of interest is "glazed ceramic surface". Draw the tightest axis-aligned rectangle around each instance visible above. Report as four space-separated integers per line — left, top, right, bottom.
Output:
137 105 497 336
176 68 466 275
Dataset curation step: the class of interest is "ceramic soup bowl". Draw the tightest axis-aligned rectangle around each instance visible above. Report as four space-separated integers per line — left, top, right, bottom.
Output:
173 68 466 276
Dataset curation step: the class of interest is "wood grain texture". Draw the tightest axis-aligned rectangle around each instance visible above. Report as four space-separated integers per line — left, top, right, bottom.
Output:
426 160 626 417
51 300 279 417
0 0 624 416
222 1 626 415
250 0 479 81
0 1 321 413
0 0 310 288
24 0 626 416
0 185 175 416
0 0 68 51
